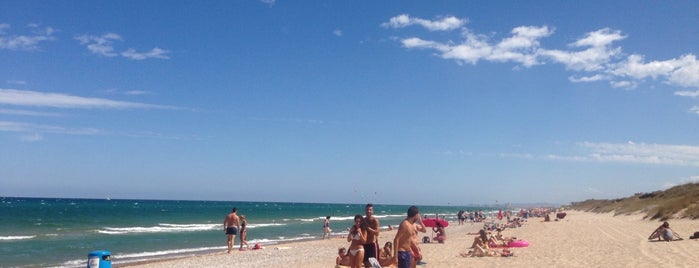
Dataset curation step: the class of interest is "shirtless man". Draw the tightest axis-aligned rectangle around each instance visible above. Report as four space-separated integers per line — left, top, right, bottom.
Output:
223 208 240 254
363 203 380 268
394 206 419 268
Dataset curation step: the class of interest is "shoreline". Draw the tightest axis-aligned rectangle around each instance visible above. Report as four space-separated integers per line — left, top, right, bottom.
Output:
123 210 699 268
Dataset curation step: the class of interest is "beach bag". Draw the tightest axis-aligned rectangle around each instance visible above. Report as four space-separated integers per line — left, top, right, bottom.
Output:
368 257 382 268
422 236 430 243
690 231 699 239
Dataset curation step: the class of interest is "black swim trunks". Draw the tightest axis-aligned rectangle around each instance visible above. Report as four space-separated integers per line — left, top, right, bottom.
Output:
226 227 238 235
363 241 379 262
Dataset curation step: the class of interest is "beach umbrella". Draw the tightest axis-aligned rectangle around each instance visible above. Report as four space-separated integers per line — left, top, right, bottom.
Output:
422 218 449 228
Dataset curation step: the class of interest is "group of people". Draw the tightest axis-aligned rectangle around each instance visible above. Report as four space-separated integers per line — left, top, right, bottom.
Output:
336 205 429 268
335 204 382 268
460 228 516 257
223 207 250 254
457 210 488 224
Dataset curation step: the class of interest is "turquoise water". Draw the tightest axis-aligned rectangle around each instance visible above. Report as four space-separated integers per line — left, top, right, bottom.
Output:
0 197 480 267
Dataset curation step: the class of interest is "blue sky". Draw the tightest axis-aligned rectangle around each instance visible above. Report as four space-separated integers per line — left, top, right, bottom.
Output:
2 0 698 206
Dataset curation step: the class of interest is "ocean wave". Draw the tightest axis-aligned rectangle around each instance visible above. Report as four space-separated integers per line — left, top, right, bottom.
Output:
98 223 218 235
0 235 36 241
98 222 287 235
247 223 286 228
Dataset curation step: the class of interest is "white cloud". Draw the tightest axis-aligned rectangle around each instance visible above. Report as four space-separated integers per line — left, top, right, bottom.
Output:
571 28 626 48
0 108 61 117
675 90 699 97
610 80 637 89
382 14 467 31
259 0 275 6
0 121 101 135
539 28 626 71
489 26 553 66
569 74 606 82
76 33 170 60
0 23 56 51
545 141 699 167
581 141 699 166
0 89 174 109
75 33 122 57
385 17 699 113
20 133 43 142
333 29 343 37
690 106 699 115
121 47 170 60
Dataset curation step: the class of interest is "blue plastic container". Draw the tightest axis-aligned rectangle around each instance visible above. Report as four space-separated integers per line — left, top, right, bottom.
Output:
87 250 111 268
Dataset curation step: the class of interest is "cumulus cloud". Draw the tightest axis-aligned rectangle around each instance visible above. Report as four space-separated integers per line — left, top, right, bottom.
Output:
0 23 56 51
0 89 174 109
382 14 467 31
76 33 170 60
75 33 122 57
383 15 699 107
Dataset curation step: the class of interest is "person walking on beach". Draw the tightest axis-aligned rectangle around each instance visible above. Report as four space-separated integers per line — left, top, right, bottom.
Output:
323 216 332 240
223 207 240 254
394 206 419 268
362 204 380 268
239 215 250 250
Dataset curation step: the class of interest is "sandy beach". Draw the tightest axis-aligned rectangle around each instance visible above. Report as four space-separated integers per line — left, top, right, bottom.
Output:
124 210 699 268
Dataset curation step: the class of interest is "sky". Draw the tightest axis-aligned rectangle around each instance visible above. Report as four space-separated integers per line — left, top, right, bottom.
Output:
1 0 699 206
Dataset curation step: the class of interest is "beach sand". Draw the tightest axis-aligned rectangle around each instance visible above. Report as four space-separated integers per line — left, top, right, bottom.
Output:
124 210 699 268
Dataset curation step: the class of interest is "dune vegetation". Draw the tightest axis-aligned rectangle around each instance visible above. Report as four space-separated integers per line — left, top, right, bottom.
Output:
569 183 699 221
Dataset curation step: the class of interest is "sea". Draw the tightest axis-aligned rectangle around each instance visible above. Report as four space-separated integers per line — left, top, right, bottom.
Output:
0 197 487 267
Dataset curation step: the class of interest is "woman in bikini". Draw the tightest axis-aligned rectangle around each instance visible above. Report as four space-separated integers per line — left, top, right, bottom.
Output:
238 215 250 250
347 214 367 268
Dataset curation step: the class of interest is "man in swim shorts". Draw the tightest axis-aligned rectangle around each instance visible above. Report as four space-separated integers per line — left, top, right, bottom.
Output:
394 206 419 268
363 203 380 267
223 207 240 254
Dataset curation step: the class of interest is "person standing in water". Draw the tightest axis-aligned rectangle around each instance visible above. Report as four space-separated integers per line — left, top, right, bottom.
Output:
323 216 332 240
223 208 240 254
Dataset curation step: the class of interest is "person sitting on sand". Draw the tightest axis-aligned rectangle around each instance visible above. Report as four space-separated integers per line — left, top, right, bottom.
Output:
432 221 446 243
648 221 683 241
470 229 489 249
379 241 395 267
460 236 499 257
336 247 351 267
493 228 516 245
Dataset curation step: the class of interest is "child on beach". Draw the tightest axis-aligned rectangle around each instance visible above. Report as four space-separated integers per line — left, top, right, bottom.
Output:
336 247 350 267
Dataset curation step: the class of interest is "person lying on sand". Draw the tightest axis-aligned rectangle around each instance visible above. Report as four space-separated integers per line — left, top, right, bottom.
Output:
648 221 683 241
